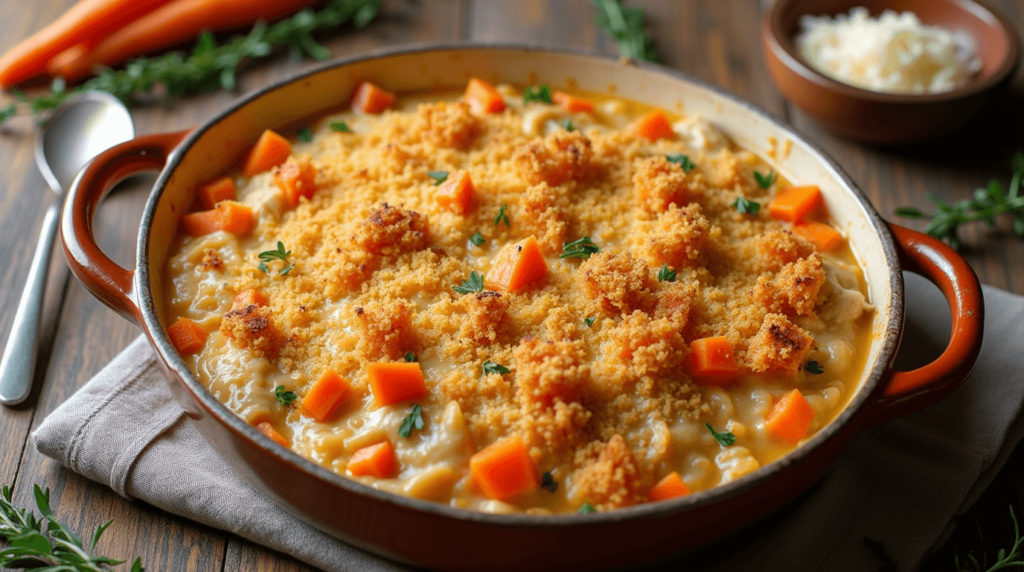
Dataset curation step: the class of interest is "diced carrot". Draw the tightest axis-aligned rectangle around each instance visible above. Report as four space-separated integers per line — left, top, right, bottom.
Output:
552 91 594 113
435 170 475 214
196 176 236 210
232 289 268 310
793 222 843 251
469 435 538 501
769 185 821 223
766 389 816 444
256 421 289 447
274 159 318 209
348 440 397 478
648 471 690 502
181 201 255 237
632 109 675 141
367 362 427 407
300 370 352 423
688 336 738 386
167 317 207 355
484 235 549 294
465 78 506 114
242 129 292 178
351 81 395 114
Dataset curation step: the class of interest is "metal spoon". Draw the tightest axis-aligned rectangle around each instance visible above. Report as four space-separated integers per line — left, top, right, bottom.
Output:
0 92 134 405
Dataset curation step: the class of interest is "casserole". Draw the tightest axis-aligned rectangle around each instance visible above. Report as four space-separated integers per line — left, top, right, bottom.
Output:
61 45 983 571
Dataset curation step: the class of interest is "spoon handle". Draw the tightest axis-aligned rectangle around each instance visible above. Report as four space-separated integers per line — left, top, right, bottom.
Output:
0 201 60 406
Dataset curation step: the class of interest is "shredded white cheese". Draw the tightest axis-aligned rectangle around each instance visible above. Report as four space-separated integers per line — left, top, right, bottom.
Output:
795 7 981 94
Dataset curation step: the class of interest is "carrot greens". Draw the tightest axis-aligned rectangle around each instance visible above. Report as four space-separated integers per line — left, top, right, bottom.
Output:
0 0 382 125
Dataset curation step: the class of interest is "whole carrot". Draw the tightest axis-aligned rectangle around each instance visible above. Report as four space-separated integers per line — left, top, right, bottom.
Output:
0 0 169 88
50 0 320 83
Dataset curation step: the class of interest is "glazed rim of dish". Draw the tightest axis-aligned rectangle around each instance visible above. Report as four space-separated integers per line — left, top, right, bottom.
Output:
765 0 1021 103
134 43 904 526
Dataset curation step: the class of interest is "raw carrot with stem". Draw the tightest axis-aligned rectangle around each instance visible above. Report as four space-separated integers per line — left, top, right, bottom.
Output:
648 471 690 502
0 0 168 88
196 176 236 210
167 317 207 355
688 336 738 386
47 0 319 83
243 130 292 178
484 235 548 294
766 389 815 444
470 435 538 501
300 370 352 423
348 440 397 478
367 362 427 407
769 185 821 223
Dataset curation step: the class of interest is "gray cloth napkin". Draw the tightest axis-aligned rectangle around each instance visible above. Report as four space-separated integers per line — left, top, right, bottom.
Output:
33 273 1024 572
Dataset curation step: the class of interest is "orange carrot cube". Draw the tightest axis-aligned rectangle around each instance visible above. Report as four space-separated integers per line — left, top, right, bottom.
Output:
648 471 690 502
349 440 398 478
484 235 548 294
632 109 675 141
470 435 538 501
351 81 395 114
167 317 207 355
465 78 505 114
196 176 236 210
367 362 427 407
435 170 475 214
766 389 816 444
300 370 352 423
243 129 292 178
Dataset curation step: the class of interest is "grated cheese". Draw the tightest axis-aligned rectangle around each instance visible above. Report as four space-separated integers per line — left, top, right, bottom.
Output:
795 7 981 94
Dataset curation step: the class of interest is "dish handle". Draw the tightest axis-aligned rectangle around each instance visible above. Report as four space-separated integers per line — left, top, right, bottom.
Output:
863 223 985 427
61 130 190 325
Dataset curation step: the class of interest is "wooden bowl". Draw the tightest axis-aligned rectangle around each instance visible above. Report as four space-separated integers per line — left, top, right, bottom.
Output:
762 0 1020 144
59 46 984 571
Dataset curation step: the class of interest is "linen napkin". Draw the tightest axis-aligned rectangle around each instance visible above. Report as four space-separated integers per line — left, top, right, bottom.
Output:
33 273 1024 572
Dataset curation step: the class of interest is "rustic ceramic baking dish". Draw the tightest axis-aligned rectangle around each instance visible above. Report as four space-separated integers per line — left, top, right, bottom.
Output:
60 45 984 571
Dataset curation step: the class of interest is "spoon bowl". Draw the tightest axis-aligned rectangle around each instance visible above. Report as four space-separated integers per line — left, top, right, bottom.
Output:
0 91 134 406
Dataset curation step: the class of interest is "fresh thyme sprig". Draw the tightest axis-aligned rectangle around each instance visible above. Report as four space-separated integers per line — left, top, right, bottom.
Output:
0 0 381 124
897 153 1024 249
560 237 600 259
523 85 552 104
591 0 661 62
705 422 736 447
0 484 144 571
956 506 1024 572
275 385 298 406
258 241 293 275
398 404 425 438
453 271 484 294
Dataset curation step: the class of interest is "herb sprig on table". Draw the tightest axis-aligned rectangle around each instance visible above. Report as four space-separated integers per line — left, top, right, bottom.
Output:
956 506 1024 572
0 0 382 125
0 484 144 571
591 0 661 62
897 153 1024 249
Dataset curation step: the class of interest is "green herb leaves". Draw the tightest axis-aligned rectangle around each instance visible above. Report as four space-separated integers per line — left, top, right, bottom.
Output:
540 472 557 493
657 264 676 282
667 154 696 172
805 361 824 375
0 0 383 125
428 171 449 186
297 127 313 142
591 0 661 62
470 232 486 247
495 203 511 226
482 361 511 376
258 241 294 275
523 85 552 104
585 316 596 328
754 170 777 189
453 271 484 294
330 121 351 132
275 385 298 406
705 422 736 447
561 118 575 132
954 506 1024 572
398 404 425 438
578 502 597 513
734 197 762 215
404 352 417 363
0 484 144 571
896 153 1024 249
560 237 600 259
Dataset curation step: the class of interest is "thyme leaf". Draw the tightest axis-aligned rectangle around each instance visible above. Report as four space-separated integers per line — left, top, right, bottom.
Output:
705 422 736 447
453 271 484 294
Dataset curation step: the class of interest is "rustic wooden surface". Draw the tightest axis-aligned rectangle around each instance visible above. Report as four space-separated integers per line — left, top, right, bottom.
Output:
0 1 1022 570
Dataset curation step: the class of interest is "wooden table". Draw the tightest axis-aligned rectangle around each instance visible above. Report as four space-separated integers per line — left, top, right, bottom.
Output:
1 1 1022 570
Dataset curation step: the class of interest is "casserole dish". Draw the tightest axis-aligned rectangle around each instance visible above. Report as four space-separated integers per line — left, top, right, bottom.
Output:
60 45 983 571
